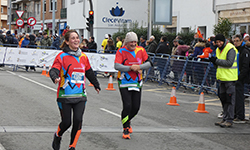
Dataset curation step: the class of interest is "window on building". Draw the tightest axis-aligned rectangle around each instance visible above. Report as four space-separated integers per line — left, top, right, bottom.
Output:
62 0 67 8
181 27 189 33
37 4 40 14
44 1 46 12
50 0 57 11
71 0 75 4
1 7 3 13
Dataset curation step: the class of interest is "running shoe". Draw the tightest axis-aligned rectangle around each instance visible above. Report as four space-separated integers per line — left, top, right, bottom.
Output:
122 127 130 139
128 125 133 134
52 133 61 150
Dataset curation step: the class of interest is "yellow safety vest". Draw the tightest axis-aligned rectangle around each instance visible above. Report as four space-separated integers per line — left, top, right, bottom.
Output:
216 43 238 81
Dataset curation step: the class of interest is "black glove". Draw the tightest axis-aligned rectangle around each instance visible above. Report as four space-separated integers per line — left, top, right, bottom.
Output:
209 56 217 64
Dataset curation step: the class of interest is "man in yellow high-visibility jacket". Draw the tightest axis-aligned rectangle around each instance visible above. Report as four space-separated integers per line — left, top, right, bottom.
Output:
209 34 238 128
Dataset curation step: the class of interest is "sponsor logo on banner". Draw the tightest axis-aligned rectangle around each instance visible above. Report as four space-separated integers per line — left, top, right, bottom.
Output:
32 50 38 56
17 58 26 63
42 51 49 56
102 2 132 26
18 50 28 55
39 58 47 63
100 56 108 61
6 56 12 62
100 63 107 68
8 49 15 54
30 58 36 63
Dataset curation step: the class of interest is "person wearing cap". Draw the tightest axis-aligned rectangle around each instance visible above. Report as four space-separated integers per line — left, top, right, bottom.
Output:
52 34 60 50
40 31 52 49
101 34 109 50
211 34 238 128
243 33 250 42
114 32 153 139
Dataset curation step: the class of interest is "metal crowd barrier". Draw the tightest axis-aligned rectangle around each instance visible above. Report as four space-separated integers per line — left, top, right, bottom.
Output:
145 53 218 95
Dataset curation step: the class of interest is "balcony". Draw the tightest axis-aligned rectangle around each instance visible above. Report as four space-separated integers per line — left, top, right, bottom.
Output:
60 8 67 19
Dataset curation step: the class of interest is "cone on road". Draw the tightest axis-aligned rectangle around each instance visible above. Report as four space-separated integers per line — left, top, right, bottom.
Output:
88 83 94 86
167 87 179 106
194 92 209 113
46 65 51 77
105 75 116 91
41 64 46 76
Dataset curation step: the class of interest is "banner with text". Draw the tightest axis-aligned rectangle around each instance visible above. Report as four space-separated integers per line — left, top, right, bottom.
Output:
3 48 116 72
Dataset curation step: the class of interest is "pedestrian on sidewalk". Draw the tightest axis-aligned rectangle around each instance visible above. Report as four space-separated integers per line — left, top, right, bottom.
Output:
49 30 100 150
211 34 238 128
114 31 153 139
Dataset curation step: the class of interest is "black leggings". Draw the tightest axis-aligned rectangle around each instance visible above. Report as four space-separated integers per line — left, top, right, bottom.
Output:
119 88 141 128
56 101 86 148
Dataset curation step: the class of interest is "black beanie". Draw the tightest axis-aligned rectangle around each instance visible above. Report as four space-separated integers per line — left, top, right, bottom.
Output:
215 34 225 42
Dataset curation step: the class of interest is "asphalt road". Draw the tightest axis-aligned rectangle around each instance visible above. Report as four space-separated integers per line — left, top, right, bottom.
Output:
0 66 250 150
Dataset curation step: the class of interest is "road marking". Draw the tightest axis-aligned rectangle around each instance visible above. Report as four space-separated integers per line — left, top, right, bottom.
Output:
0 143 6 150
6 70 16 75
18 75 57 92
100 108 120 118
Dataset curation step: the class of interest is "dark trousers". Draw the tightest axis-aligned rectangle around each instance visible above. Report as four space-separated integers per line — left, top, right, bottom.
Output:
120 88 141 128
57 101 86 148
235 80 245 120
219 81 236 123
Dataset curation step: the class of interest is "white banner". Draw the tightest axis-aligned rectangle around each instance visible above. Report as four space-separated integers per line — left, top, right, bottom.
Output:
2 48 117 72
0 47 6 64
37 50 61 66
85 53 117 72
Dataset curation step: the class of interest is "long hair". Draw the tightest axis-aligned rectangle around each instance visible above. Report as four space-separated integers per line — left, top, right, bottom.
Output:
60 30 79 49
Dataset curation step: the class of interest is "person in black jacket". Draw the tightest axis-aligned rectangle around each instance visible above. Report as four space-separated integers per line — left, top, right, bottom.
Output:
232 34 250 123
87 36 97 51
155 36 170 55
52 34 60 50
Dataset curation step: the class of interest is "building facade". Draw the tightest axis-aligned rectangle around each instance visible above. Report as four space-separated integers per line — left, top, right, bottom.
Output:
1 0 8 30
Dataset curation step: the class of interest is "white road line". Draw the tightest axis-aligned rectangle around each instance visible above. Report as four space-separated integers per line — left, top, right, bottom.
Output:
100 108 120 118
18 75 57 92
6 70 16 75
0 143 6 150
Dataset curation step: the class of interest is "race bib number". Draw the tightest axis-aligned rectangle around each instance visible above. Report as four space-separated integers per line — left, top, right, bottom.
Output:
71 72 85 84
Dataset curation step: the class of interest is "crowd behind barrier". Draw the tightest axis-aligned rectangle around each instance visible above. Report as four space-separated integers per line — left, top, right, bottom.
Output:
1 44 250 96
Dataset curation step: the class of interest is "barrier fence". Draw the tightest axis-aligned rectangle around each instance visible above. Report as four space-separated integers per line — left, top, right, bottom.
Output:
145 53 219 95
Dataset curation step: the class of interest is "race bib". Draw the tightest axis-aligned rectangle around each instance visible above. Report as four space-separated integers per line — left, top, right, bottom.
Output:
71 72 85 84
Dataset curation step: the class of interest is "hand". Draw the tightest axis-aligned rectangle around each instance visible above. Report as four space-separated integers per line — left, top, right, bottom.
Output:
137 70 142 74
209 56 217 63
95 88 100 94
54 77 60 84
130 65 140 72
197 55 200 58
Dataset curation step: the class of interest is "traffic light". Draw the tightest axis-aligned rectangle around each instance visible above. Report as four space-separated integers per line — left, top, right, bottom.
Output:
86 10 94 31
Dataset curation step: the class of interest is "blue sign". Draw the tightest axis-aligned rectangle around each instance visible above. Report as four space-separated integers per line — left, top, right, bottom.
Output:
110 2 125 17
